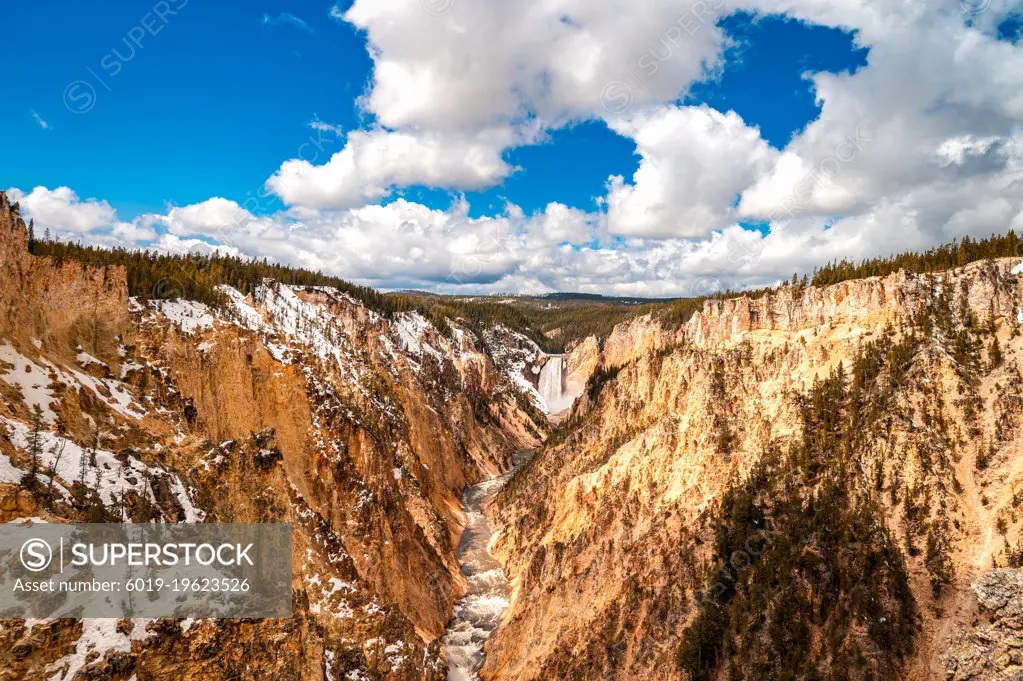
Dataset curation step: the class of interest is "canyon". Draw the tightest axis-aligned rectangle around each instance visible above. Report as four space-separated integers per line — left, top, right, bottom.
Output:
0 192 544 680
484 258 1023 681
2 187 1023 681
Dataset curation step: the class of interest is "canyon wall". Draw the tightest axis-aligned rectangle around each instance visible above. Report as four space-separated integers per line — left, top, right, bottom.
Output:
0 192 545 681
0 192 128 360
486 259 1023 681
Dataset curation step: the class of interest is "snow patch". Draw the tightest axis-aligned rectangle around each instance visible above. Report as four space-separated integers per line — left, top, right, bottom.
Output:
392 313 444 361
1 416 201 518
150 299 216 334
0 342 59 423
75 351 107 369
46 618 154 681
219 285 267 332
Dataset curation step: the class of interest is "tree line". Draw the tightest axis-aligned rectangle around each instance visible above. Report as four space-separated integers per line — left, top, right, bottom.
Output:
810 231 1021 287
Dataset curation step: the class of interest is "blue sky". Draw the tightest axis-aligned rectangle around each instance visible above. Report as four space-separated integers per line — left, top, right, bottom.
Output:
2 3 864 218
2 0 1021 295
3 1 368 216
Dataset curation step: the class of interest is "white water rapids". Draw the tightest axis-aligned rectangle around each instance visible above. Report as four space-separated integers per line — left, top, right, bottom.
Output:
443 452 531 681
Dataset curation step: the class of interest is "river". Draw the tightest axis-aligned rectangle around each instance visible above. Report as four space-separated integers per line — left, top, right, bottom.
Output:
442 452 530 681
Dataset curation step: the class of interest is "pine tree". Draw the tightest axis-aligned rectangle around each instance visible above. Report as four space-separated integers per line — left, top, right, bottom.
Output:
80 424 99 483
991 335 1004 369
46 434 67 505
24 406 45 489
27 219 35 253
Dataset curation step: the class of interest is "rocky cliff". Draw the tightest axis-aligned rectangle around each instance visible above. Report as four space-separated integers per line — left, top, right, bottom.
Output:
0 192 546 681
484 258 1023 681
0 192 128 361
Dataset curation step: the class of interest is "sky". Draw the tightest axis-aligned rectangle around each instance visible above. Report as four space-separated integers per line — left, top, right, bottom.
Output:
1 0 1022 296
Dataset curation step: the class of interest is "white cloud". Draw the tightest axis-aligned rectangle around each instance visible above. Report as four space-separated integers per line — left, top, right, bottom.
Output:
11 0 1023 297
9 186 120 235
261 12 312 33
738 4 1023 215
8 186 162 244
307 117 344 136
8 181 1021 298
31 110 49 130
149 197 262 238
267 127 522 209
341 0 729 132
277 0 733 211
603 105 776 238
299 0 1023 273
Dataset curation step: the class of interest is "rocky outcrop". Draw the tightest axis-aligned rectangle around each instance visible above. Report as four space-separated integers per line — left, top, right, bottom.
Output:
560 313 677 419
685 259 1021 346
0 193 128 361
945 569 1023 681
563 335 599 399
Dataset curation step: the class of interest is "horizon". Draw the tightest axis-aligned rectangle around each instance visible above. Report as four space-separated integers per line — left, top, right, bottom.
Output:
9 189 1018 304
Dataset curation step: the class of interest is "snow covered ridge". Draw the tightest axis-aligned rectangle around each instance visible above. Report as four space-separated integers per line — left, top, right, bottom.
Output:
137 280 557 414
391 311 445 361
146 298 217 335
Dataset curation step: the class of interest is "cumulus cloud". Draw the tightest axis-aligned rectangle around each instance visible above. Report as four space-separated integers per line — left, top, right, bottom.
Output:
341 0 729 131
9 187 120 235
603 105 776 238
8 182 1021 298
732 2 1023 264
148 197 262 238
267 127 522 209
275 0 733 210
7 186 161 244
288 0 1023 277
738 9 1023 223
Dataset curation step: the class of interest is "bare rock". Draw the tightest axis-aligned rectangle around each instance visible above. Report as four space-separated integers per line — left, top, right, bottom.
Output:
945 569 1023 681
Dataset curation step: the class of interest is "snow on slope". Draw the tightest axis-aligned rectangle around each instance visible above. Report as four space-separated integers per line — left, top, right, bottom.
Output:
482 326 551 413
0 342 145 421
148 299 216 334
142 280 555 417
1 416 201 520
47 618 155 681
0 342 59 422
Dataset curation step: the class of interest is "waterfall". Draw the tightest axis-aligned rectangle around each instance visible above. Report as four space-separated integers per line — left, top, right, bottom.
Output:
538 355 572 414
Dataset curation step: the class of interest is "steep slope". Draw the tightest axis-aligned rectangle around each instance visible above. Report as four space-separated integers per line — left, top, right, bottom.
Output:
0 192 547 680
485 258 1023 681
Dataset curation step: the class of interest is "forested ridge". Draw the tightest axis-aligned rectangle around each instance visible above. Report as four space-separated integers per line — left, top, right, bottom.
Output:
27 237 556 348
24 226 1023 353
809 231 1021 286
678 337 920 681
